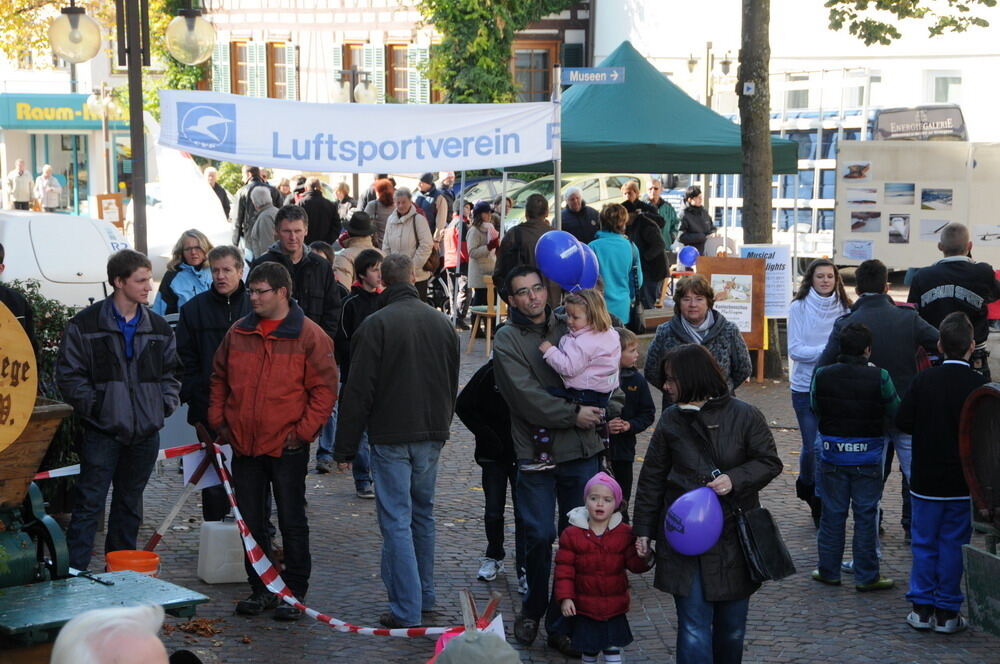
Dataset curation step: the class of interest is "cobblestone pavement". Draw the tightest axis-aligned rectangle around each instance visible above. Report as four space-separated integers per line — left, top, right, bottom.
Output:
95 337 997 663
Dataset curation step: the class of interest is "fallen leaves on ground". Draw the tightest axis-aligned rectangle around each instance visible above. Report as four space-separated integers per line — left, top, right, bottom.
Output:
176 617 225 637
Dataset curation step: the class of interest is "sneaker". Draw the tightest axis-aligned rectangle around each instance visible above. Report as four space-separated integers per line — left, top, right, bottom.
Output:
455 319 470 331
517 573 528 595
513 613 539 645
316 458 334 474
274 603 303 621
356 485 375 499
933 609 968 634
519 461 557 473
235 590 279 616
477 557 504 582
856 577 895 592
379 612 418 629
546 633 581 659
841 560 855 575
906 603 935 630
811 569 841 586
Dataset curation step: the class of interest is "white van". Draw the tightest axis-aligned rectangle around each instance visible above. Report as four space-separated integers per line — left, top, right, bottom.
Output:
0 211 130 308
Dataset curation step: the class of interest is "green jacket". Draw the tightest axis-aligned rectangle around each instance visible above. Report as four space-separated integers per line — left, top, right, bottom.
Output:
645 195 679 247
493 307 625 463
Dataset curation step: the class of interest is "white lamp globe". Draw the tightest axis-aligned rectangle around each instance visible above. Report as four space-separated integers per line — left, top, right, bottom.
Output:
164 11 216 66
49 7 102 64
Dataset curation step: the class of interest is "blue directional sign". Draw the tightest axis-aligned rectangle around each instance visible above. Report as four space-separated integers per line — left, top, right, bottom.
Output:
561 67 626 85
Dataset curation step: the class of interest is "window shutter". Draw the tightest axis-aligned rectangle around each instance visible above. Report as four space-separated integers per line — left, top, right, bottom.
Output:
331 43 343 75
285 44 299 100
248 42 267 98
211 40 231 93
362 44 386 103
562 43 585 68
407 45 430 104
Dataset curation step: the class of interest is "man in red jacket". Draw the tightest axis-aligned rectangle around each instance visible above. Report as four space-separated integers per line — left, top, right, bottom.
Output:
209 261 338 621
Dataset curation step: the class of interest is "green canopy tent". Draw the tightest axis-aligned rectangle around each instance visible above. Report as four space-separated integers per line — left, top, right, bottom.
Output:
520 40 798 174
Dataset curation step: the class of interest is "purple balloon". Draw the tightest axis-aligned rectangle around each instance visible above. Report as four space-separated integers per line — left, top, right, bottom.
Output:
663 486 724 556
536 231 585 286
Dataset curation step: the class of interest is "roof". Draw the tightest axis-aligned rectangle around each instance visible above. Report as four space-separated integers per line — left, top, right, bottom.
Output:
520 41 798 175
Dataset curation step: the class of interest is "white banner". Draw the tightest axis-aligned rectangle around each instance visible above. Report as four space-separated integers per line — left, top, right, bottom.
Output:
740 244 792 318
158 90 559 173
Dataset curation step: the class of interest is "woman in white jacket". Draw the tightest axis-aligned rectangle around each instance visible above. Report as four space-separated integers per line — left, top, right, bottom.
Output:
788 258 851 526
382 187 434 301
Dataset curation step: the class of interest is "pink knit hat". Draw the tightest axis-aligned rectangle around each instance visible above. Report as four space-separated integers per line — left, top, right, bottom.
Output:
584 471 623 508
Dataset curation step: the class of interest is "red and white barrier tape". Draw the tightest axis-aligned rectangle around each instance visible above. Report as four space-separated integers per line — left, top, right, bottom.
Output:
33 442 205 480
206 442 464 638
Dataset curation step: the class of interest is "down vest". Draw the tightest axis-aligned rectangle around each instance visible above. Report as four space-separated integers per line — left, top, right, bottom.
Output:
208 302 338 458
554 507 651 621
632 395 782 602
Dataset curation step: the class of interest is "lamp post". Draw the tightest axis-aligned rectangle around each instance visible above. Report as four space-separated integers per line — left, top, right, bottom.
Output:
50 1 215 255
687 42 732 110
86 83 118 195
332 68 375 196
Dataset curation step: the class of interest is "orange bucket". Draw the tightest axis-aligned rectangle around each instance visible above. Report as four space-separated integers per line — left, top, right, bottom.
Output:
105 550 161 577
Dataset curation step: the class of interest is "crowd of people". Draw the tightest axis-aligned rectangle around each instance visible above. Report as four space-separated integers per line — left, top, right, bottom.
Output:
8 161 993 662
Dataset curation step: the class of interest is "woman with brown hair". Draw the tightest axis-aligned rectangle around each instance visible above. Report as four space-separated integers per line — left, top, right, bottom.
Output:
152 229 214 316
643 275 751 407
633 343 781 664
788 258 851 524
589 203 641 324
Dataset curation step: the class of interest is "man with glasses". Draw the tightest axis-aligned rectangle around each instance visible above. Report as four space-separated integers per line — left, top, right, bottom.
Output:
493 264 624 657
210 261 338 621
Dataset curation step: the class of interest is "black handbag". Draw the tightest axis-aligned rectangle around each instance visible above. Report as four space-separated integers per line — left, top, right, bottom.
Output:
625 244 645 334
734 504 796 582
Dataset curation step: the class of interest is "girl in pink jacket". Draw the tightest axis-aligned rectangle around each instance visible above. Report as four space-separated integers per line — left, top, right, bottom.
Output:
526 290 621 472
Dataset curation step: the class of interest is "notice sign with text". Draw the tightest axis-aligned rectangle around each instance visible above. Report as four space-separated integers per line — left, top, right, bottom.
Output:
158 90 559 173
697 256 766 350
740 244 791 318
711 274 753 333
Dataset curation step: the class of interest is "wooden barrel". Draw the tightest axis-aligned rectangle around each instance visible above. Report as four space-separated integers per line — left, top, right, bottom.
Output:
959 382 1000 530
0 399 73 509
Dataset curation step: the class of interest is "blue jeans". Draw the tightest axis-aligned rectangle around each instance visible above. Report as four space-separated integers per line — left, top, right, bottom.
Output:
884 426 912 480
515 455 600 623
790 391 821 495
817 463 883 585
231 446 311 598
907 497 972 611
316 400 372 490
67 428 160 570
673 567 750 664
371 441 443 626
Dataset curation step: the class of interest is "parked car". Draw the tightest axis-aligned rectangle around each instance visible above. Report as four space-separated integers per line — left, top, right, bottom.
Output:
502 173 652 229
452 176 526 206
0 211 130 308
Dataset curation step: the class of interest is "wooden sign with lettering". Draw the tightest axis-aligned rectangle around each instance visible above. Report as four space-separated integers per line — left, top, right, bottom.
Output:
0 302 37 454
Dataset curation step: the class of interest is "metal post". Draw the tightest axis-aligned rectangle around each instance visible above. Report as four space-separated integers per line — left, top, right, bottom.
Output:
704 41 713 110
122 0 148 255
792 172 800 275
101 83 113 195
552 63 562 230
499 169 507 236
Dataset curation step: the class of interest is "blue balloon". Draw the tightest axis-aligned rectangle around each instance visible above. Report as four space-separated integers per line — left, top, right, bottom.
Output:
678 245 700 268
576 243 600 291
663 486 724 556
536 231 586 286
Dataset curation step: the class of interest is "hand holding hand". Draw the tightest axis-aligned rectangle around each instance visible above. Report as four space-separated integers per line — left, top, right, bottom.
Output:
636 536 651 558
561 599 576 617
707 473 733 496
608 417 630 434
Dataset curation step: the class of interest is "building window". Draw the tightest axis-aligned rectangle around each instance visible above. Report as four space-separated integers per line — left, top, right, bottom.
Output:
387 45 409 103
268 43 289 99
934 75 962 103
231 42 249 95
512 41 558 102
343 44 364 71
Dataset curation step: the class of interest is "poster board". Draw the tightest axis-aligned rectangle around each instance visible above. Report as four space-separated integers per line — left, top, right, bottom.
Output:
96 193 125 230
835 141 1000 269
696 256 766 350
739 244 791 319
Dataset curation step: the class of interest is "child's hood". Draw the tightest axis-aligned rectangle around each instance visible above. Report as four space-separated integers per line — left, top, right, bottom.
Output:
567 505 623 530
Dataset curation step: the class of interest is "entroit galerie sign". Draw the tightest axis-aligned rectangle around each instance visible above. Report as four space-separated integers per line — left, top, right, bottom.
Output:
158 90 560 172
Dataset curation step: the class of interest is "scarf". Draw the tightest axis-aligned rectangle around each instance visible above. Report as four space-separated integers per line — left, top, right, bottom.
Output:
804 286 848 318
681 309 715 343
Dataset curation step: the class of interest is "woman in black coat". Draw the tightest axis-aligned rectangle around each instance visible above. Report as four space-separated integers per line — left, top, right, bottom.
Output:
633 344 781 664
677 185 715 259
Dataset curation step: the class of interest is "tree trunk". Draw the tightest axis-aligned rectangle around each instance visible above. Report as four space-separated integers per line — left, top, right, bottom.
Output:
738 0 783 378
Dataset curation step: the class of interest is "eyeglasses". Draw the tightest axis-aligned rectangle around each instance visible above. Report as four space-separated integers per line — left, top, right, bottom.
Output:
182 245 205 253
512 283 546 298
248 287 275 296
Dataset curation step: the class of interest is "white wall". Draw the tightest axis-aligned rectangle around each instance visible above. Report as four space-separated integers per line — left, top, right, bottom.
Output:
594 0 1000 140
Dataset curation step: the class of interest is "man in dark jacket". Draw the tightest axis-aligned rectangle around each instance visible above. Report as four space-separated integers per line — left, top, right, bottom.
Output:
334 253 460 629
56 249 181 571
622 180 667 308
299 177 339 245
818 259 938 540
175 245 250 520
493 194 561 305
907 222 1000 379
231 166 281 246
205 166 230 219
493 265 624 657
251 205 341 339
560 186 599 244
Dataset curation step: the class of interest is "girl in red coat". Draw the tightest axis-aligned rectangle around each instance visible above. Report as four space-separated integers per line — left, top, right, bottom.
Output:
554 472 653 663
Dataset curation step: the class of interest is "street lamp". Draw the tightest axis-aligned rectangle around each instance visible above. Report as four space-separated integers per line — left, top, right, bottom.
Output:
164 6 216 65
48 2 102 64
86 83 119 195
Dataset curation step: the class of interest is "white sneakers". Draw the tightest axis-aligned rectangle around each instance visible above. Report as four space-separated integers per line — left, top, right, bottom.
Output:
477 557 504 581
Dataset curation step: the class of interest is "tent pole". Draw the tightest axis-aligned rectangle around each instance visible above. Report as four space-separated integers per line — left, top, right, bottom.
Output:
552 63 562 230
792 172 800 276
455 169 465 326
498 169 507 327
